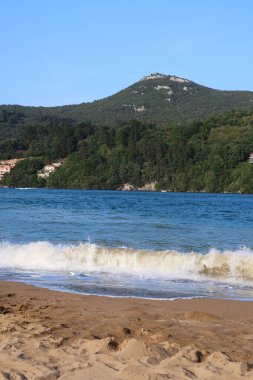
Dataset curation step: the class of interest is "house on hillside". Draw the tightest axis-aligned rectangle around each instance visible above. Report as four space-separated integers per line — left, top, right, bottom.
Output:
38 161 63 178
248 153 253 164
0 165 12 180
0 159 20 180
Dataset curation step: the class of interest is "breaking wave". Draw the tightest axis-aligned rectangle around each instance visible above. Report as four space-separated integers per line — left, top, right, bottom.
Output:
0 242 253 284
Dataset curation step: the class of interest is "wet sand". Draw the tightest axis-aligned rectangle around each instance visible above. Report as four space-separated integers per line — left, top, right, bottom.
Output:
0 281 253 379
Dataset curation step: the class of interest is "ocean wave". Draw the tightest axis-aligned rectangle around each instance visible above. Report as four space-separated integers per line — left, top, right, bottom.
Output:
0 241 253 284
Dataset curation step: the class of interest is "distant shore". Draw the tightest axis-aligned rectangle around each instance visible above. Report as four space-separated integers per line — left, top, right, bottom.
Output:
0 281 253 379
0 185 250 194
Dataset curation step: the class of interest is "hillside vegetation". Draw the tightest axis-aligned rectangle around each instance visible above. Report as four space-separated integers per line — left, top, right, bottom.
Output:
1 74 253 137
2 110 253 193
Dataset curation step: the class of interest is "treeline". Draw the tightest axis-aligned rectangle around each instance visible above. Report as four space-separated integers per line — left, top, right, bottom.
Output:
1 110 253 193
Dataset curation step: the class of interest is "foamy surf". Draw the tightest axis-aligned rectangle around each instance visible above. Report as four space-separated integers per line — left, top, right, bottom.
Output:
0 241 253 285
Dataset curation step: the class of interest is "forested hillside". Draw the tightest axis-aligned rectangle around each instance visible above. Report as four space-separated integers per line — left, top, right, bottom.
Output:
2 110 253 193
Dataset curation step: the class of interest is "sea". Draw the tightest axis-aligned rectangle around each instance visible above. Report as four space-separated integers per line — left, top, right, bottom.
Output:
0 188 253 300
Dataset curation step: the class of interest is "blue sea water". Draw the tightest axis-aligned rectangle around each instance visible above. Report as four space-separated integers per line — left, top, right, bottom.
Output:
0 188 253 300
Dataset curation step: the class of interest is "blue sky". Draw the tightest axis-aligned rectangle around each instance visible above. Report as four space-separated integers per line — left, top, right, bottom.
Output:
1 0 253 106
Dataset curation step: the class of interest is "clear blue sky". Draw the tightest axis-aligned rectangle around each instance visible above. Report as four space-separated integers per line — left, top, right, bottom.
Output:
1 0 253 106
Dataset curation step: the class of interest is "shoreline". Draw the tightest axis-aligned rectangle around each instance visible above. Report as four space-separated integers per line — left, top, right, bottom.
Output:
0 281 253 379
4 279 253 303
1 185 253 195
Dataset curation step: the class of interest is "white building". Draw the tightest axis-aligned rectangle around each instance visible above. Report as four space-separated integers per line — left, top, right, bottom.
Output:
0 159 21 180
38 161 63 178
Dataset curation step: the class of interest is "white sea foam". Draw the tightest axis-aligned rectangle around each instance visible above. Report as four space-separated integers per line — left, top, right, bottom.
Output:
0 242 253 284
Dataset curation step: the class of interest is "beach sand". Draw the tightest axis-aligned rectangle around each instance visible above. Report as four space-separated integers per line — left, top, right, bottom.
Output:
0 281 253 379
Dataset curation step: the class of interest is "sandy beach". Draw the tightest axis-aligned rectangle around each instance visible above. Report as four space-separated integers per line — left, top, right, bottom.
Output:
0 281 252 379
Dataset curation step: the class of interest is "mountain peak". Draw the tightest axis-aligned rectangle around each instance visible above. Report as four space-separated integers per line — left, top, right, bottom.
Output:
141 73 167 81
140 73 190 83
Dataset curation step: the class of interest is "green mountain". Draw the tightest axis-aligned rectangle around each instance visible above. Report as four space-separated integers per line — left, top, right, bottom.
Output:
1 73 253 136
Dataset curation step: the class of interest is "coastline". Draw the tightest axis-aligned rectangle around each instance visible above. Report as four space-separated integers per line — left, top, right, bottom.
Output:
0 281 253 379
0 184 251 194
